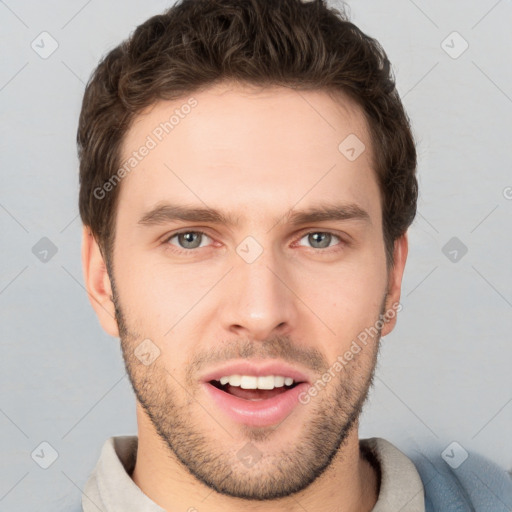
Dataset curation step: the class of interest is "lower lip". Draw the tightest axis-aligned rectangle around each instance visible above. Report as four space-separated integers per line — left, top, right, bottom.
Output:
203 382 310 427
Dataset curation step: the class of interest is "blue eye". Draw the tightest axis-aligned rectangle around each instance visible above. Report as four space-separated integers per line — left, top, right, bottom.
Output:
166 231 213 251
297 231 342 250
163 229 345 256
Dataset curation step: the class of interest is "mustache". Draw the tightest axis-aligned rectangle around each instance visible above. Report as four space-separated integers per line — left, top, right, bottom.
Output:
187 334 328 378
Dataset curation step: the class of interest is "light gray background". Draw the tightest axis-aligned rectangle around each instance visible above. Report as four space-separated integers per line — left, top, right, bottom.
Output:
1 0 511 510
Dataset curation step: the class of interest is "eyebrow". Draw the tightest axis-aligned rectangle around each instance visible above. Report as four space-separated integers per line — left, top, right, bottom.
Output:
137 201 372 228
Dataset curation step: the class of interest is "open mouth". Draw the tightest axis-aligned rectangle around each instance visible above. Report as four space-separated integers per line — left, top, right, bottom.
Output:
203 373 310 426
209 379 300 401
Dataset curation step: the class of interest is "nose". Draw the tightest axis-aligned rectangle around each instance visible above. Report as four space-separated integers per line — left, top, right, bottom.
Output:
220 244 299 341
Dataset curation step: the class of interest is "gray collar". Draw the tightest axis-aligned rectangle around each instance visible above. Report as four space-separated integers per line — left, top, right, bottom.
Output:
82 435 425 511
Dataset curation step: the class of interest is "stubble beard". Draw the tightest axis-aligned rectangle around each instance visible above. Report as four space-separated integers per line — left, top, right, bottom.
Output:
111 276 384 500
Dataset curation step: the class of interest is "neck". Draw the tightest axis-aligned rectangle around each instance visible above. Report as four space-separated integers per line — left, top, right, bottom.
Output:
131 407 379 512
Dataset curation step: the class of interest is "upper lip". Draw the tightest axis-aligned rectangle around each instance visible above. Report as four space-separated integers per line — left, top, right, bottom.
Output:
200 360 311 384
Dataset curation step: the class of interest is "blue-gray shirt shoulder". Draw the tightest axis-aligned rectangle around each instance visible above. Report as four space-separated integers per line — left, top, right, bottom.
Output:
408 447 512 512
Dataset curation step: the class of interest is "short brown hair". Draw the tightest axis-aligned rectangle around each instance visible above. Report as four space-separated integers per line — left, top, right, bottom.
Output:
77 0 417 270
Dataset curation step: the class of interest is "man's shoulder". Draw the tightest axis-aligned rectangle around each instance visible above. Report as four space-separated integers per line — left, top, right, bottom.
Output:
405 442 512 512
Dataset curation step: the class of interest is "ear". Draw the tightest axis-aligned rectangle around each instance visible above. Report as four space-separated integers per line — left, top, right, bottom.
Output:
81 226 119 338
380 232 408 337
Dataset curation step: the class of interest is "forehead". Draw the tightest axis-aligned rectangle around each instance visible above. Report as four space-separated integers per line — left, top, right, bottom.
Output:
116 82 380 228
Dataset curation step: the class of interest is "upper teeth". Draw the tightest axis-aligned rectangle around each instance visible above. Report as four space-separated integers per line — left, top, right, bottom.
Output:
218 375 295 389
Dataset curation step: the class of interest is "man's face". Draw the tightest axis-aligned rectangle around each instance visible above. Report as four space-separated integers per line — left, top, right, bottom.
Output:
100 83 401 499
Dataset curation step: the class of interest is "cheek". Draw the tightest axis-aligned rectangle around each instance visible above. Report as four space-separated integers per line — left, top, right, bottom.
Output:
115 254 224 337
292 258 386 347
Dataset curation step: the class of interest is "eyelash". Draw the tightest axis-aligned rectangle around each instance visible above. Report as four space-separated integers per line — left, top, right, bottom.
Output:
162 229 347 256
